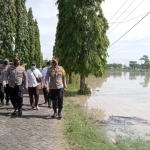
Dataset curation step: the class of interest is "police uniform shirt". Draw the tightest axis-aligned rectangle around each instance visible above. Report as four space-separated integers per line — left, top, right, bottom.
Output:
3 66 28 88
45 66 67 89
0 65 10 84
27 68 42 87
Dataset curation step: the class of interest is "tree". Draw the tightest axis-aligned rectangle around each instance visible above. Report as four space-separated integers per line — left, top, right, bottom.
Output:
34 19 43 67
140 55 150 70
55 0 109 92
0 0 16 59
129 61 137 70
15 0 29 64
27 8 35 63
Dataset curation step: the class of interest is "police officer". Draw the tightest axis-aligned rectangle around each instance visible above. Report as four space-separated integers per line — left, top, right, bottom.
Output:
0 58 10 106
41 61 52 107
45 57 67 118
2 57 28 116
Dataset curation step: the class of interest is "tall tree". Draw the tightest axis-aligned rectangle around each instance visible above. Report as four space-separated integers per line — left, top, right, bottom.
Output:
0 0 16 59
34 19 43 67
27 8 35 63
15 0 29 64
55 0 109 91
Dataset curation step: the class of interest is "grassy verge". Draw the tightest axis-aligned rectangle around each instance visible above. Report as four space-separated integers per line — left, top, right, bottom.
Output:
64 83 79 96
63 99 150 150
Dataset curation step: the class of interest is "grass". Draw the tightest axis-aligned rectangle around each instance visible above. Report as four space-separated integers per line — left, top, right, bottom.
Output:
63 99 150 150
64 83 79 96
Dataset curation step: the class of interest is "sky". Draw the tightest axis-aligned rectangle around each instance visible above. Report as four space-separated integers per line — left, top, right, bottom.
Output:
26 0 150 66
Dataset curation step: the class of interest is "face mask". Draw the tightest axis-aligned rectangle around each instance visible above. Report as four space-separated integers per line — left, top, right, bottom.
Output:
52 61 56 66
4 61 8 65
14 61 19 66
31 66 36 70
47 66 50 68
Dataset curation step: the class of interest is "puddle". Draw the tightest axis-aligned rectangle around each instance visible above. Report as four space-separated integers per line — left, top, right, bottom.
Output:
73 72 150 140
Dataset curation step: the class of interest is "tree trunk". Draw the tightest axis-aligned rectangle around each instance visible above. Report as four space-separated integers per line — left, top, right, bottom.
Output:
68 72 73 84
80 74 86 90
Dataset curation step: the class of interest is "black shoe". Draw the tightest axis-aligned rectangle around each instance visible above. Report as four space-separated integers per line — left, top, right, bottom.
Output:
11 110 18 115
6 101 10 106
48 105 52 108
18 110 22 116
51 112 57 118
0 101 4 107
58 112 62 118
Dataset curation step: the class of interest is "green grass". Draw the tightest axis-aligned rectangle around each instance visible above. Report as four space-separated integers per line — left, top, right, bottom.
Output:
64 83 79 96
63 99 150 150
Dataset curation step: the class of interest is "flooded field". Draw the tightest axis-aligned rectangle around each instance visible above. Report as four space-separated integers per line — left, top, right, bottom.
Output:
72 71 150 140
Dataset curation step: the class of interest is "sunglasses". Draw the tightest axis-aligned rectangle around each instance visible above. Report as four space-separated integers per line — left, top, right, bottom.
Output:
31 64 36 66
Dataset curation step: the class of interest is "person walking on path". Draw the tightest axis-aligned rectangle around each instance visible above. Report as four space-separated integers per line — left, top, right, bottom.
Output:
27 61 43 110
0 58 10 107
2 57 28 116
41 61 52 107
45 57 67 118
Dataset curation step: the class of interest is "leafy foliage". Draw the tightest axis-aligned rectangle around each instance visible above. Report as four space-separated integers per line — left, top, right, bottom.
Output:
0 0 16 59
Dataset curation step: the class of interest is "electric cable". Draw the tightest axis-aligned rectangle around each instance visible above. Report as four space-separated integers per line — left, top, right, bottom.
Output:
109 0 136 28
109 36 149 53
109 13 148 24
109 12 150 47
108 0 145 35
109 0 129 22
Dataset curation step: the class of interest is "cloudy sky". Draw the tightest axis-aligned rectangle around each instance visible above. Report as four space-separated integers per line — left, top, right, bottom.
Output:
26 0 150 65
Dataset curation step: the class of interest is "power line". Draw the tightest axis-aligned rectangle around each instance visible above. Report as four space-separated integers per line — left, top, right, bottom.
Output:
108 0 145 35
109 35 149 50
108 0 129 22
109 0 136 28
109 36 149 54
109 12 148 24
109 12 150 47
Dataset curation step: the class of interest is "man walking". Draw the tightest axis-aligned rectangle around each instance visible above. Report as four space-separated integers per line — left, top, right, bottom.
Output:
0 58 10 106
41 61 52 107
27 61 43 110
45 57 67 118
2 57 28 116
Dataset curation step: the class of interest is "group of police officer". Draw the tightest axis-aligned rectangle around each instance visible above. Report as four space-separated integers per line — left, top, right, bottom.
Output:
0 56 67 118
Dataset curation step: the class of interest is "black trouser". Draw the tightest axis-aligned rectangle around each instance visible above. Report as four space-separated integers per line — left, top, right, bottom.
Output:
43 87 52 106
0 83 10 102
28 86 39 107
9 84 23 110
50 88 64 109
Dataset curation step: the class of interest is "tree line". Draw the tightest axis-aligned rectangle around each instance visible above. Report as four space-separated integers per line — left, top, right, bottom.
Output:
0 0 43 68
107 55 150 70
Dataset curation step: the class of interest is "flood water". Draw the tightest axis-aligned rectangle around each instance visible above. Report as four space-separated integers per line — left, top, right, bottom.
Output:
74 71 150 140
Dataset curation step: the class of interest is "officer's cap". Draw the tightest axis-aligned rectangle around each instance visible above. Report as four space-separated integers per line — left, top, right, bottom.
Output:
52 57 59 62
4 58 9 62
14 57 20 61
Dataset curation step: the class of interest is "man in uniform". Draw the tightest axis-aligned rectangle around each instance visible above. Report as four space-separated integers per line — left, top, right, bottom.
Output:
45 57 67 118
0 58 10 106
41 61 52 107
2 57 28 116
